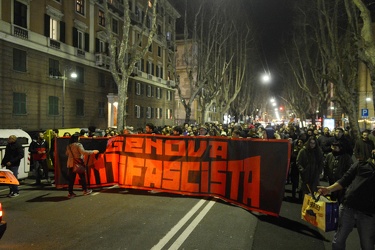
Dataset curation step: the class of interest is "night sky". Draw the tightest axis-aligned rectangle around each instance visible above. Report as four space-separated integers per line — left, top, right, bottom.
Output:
248 0 293 69
169 0 294 91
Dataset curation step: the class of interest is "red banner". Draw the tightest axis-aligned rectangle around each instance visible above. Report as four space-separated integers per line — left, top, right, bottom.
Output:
55 135 290 216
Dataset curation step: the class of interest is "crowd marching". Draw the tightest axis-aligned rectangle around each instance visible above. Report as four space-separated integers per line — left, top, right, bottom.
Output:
2 120 375 248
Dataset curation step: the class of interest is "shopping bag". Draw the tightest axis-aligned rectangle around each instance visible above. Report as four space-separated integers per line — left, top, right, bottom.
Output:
301 193 338 232
73 158 86 174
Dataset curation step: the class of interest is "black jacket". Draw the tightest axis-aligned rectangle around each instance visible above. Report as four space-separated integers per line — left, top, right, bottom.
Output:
338 159 375 214
1 141 24 167
325 151 353 185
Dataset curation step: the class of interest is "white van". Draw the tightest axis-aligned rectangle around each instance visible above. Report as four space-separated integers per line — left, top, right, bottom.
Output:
0 129 31 181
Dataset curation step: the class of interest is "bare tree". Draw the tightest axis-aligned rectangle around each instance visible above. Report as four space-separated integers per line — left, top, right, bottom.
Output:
103 0 158 131
314 0 360 137
279 61 317 123
281 35 323 123
215 25 251 121
197 16 235 123
175 0 251 124
281 0 361 138
352 0 375 114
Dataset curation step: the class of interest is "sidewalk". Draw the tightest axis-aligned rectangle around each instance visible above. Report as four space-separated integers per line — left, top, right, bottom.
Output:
252 183 360 249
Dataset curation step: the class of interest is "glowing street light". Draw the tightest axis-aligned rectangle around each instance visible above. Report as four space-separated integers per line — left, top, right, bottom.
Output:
261 73 271 83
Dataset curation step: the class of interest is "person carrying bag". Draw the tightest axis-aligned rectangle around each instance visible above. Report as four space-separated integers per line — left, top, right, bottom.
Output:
65 133 99 198
318 153 375 250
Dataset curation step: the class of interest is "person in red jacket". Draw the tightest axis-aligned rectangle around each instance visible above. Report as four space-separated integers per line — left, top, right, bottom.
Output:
29 132 50 185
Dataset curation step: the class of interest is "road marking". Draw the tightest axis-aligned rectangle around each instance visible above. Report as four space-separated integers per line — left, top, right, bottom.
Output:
151 199 208 250
151 199 216 250
168 200 216 250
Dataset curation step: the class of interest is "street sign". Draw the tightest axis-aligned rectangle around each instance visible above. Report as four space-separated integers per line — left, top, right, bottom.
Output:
362 109 369 118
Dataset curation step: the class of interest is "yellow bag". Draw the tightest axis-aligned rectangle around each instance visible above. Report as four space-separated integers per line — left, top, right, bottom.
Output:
301 193 338 232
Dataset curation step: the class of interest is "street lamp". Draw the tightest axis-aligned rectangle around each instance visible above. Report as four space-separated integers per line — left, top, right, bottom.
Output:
261 73 271 83
61 69 77 128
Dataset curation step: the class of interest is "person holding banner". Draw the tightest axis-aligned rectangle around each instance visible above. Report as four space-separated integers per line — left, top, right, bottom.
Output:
318 154 375 250
297 136 324 202
66 133 99 198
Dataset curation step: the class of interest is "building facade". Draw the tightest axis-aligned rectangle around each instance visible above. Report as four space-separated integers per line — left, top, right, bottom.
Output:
0 0 179 132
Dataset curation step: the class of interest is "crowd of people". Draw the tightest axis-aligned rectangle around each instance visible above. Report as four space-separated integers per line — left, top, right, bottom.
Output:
2 120 375 248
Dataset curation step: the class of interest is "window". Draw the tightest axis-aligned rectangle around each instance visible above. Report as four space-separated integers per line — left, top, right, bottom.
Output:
98 101 105 117
98 10 105 26
14 1 27 28
147 85 152 97
76 99 84 116
166 109 172 119
137 33 142 47
156 65 162 78
156 107 162 119
148 44 152 52
167 90 171 101
76 0 85 16
147 61 152 74
147 17 152 30
98 72 105 87
156 87 161 99
146 107 152 118
141 59 145 71
136 82 141 95
49 59 59 76
110 78 118 92
135 7 141 21
48 96 59 115
135 105 141 118
98 39 106 53
13 48 26 72
127 81 132 93
50 18 58 40
77 30 84 50
112 18 118 34
13 92 26 114
166 31 171 41
157 46 161 57
76 66 84 84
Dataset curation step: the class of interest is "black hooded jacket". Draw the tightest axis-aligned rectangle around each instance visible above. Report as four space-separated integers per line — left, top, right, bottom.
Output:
338 159 375 214
1 141 24 167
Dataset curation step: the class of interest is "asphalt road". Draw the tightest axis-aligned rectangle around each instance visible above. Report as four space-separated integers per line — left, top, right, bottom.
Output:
0 178 360 250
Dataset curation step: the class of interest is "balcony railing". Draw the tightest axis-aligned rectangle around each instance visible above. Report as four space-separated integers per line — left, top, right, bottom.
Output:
76 48 86 57
12 25 28 39
95 53 111 69
48 38 61 50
